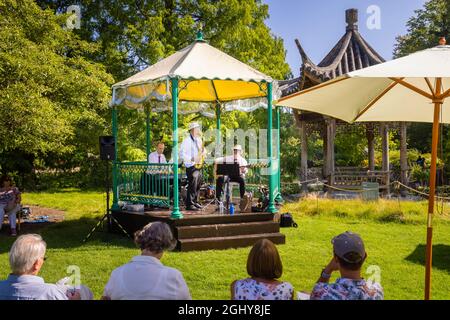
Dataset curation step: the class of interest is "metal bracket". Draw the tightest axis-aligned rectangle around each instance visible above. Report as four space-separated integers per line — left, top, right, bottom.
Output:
257 81 268 95
178 79 195 94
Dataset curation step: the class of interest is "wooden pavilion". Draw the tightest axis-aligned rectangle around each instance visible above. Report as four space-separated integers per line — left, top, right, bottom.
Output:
279 8 409 192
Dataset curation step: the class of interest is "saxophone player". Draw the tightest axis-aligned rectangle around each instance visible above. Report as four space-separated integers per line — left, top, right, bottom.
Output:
180 122 206 211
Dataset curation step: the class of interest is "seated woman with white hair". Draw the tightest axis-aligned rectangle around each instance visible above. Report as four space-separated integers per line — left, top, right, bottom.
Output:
102 221 191 300
0 234 93 300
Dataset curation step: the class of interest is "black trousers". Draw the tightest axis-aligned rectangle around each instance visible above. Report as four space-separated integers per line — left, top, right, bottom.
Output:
186 166 202 207
216 175 246 200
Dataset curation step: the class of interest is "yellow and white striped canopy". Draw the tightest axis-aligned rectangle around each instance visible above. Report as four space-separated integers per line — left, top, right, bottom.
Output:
111 38 273 109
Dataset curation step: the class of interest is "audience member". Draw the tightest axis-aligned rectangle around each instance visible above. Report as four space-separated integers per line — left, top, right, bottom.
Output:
310 231 383 300
0 175 21 236
102 222 191 300
0 234 92 300
231 239 294 300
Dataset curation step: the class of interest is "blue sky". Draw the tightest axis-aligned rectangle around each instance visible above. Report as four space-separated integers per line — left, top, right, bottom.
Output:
263 0 428 77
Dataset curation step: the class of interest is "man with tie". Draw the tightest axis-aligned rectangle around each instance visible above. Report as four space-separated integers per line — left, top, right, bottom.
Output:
179 122 205 211
142 142 169 201
148 142 167 164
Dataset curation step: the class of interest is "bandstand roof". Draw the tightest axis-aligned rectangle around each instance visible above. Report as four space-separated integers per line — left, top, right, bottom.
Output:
111 33 277 116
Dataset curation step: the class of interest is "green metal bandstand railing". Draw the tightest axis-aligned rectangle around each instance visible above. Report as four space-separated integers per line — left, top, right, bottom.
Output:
117 162 173 208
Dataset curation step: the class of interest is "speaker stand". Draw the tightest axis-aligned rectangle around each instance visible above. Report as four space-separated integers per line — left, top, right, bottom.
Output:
83 160 131 243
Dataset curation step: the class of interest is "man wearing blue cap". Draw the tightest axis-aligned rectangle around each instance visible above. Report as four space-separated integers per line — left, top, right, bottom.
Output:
310 231 384 300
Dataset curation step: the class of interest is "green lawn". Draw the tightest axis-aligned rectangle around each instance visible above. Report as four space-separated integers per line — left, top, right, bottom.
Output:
1 190 449 300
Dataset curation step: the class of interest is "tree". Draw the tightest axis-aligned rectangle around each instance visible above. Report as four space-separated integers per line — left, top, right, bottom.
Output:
37 0 291 167
37 0 291 81
393 0 449 58
393 0 450 180
0 0 113 187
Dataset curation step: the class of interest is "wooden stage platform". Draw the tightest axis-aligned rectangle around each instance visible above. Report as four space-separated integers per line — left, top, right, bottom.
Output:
111 204 285 251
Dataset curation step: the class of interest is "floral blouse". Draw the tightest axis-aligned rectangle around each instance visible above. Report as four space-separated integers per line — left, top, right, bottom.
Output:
233 278 294 300
310 278 384 300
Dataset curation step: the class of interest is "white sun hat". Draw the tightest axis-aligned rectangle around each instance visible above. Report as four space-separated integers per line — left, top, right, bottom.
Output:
233 145 242 151
188 122 200 131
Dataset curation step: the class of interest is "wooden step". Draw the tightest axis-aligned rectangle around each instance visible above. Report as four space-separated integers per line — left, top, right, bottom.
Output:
176 221 280 239
172 212 275 226
177 232 286 251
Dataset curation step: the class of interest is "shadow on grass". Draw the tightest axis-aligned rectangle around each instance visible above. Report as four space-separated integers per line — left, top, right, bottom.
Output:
0 216 135 254
405 244 450 273
25 188 103 194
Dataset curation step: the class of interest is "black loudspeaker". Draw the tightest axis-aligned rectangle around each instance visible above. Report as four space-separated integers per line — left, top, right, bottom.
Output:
99 136 115 160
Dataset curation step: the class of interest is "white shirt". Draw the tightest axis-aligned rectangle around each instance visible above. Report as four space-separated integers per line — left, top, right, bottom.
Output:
148 151 167 164
103 255 191 300
179 134 203 168
215 155 248 175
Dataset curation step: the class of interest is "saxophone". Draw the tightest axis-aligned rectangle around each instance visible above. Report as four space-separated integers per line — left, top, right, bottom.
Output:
194 139 206 170
194 140 205 169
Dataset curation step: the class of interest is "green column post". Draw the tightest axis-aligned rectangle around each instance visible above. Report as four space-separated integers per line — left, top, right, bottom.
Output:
111 105 119 210
267 82 277 213
216 103 221 153
171 78 183 219
275 105 283 203
145 104 151 161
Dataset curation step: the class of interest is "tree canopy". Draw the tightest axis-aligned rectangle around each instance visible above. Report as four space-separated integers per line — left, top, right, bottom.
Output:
2 0 292 188
394 0 449 58
0 0 113 183
37 0 291 81
393 0 450 179
37 0 291 166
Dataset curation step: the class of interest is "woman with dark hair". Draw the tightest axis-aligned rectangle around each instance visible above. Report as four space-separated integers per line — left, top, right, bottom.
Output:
0 175 21 236
231 239 294 300
102 221 191 300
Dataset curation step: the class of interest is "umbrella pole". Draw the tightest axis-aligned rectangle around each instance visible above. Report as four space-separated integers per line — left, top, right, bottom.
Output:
425 78 442 300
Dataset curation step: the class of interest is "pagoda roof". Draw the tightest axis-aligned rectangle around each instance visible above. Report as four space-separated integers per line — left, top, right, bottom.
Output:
278 8 386 97
278 78 300 96
296 8 385 83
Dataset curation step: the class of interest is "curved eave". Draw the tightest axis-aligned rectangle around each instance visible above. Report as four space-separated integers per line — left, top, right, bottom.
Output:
296 30 386 83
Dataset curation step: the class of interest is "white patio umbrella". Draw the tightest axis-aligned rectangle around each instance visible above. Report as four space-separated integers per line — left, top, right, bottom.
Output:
277 38 450 300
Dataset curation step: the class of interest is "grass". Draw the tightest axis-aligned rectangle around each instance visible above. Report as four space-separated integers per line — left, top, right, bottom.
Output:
1 190 450 300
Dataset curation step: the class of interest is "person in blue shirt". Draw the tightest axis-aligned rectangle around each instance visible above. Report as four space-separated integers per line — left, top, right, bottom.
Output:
0 234 92 300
